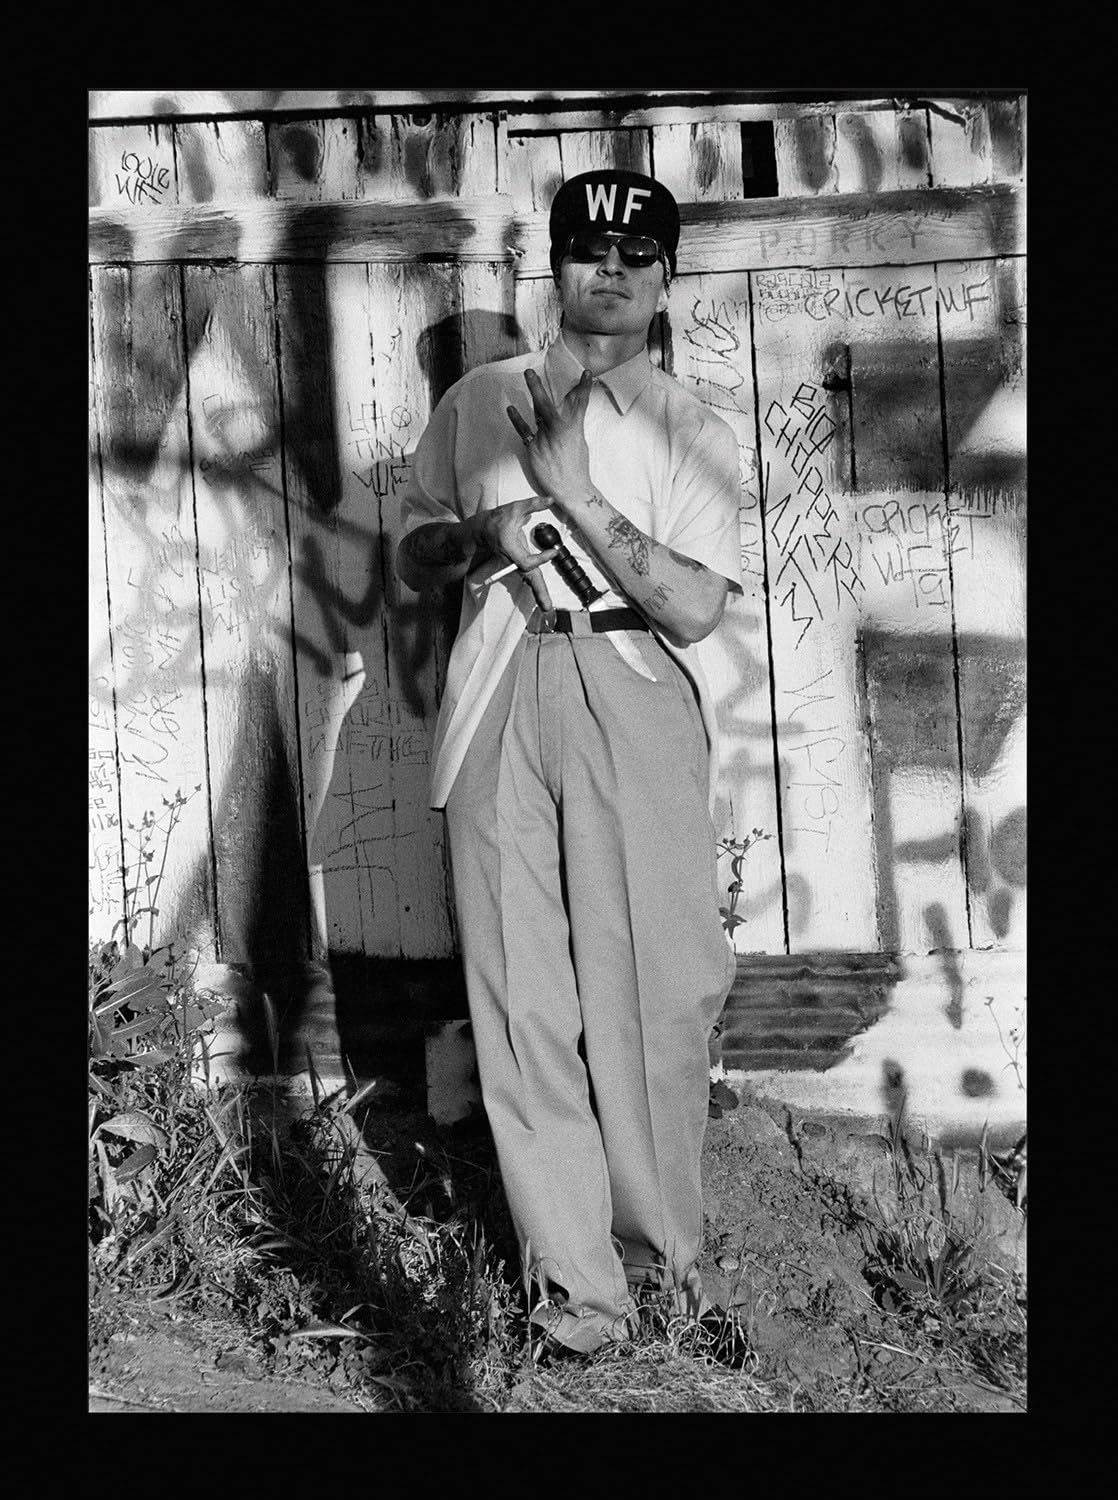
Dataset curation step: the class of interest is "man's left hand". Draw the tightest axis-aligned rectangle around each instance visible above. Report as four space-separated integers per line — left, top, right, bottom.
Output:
507 369 594 503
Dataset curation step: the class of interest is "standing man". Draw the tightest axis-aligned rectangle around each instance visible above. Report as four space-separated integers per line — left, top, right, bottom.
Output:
396 170 743 1357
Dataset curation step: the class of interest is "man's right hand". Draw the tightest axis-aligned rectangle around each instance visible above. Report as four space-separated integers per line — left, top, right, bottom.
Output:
467 497 560 612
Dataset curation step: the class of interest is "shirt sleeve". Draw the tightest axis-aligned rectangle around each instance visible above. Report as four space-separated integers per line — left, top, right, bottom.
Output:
398 389 462 536
665 414 744 592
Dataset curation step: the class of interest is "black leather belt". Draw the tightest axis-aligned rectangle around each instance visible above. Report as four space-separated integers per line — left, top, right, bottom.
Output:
531 607 649 635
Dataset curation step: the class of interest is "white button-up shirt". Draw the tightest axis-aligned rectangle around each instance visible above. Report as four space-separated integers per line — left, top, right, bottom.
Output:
399 335 744 809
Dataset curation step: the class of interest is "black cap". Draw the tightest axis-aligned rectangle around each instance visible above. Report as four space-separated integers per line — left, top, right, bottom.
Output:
549 169 680 278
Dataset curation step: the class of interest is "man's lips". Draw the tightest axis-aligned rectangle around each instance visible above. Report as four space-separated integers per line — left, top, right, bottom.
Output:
592 287 630 299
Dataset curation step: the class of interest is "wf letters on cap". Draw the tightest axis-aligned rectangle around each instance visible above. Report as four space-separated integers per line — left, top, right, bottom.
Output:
549 170 681 276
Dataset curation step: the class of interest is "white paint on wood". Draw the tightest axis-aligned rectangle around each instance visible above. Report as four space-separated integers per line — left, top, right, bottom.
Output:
773 114 838 197
557 128 652 179
89 265 216 954
834 108 930 193
357 113 499 200
736 948 1026 1142
939 258 1026 952
268 118 363 201
514 276 563 354
504 132 564 214
652 121 743 201
173 120 269 203
924 99 1020 190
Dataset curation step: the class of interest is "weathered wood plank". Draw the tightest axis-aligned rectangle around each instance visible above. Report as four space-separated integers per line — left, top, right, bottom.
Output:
667 273 785 954
939 257 1026 952
88 196 527 264
355 263 465 957
750 265 879 952
94 89 895 122
504 132 564 213
513 275 562 353
845 264 969 957
774 113 838 196
652 120 744 201
92 90 1012 125
928 99 1025 187
557 128 652 178
88 122 177 210
269 118 363 201
598 185 1023 277
276 261 393 961
987 98 1026 183
834 108 931 193
89 293 126 941
180 264 309 968
357 113 500 199
502 98 1017 132
89 264 217 956
89 183 1024 272
172 120 269 203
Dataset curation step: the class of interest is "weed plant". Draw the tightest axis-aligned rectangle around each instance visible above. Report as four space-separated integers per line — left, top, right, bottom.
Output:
821 1109 1027 1401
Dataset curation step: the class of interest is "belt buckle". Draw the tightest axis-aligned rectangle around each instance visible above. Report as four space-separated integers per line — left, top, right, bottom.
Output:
533 608 556 635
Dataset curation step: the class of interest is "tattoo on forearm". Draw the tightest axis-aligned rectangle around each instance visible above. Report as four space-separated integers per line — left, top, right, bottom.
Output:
405 525 467 566
643 582 674 614
606 515 651 576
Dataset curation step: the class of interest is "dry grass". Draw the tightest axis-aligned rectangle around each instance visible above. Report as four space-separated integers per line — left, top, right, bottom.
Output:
89 944 1025 1414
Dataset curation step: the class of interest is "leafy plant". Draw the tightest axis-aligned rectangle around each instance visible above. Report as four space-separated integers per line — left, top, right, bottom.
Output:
708 829 772 1117
89 790 233 1282
116 787 200 953
716 828 773 942
88 937 230 1258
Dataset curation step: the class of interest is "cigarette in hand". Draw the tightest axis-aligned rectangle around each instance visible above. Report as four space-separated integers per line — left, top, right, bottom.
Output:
477 561 522 589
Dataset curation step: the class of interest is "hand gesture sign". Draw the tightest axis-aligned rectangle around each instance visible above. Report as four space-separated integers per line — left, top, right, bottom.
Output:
506 368 594 504
470 495 559 612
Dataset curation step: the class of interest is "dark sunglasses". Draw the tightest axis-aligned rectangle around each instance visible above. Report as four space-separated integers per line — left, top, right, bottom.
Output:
566 229 664 268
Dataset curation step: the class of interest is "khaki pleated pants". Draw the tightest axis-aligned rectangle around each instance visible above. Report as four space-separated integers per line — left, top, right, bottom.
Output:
445 623 736 1352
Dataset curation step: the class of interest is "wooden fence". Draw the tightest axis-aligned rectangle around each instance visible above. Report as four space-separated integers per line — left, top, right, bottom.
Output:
88 91 1025 1131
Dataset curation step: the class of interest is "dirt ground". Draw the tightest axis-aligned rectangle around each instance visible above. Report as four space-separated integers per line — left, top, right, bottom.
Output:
89 1084 1026 1414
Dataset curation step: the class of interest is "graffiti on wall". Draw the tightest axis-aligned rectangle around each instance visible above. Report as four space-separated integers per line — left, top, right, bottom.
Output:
90 107 1025 1112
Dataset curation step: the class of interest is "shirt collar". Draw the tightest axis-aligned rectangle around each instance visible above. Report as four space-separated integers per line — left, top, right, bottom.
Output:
544 334 653 416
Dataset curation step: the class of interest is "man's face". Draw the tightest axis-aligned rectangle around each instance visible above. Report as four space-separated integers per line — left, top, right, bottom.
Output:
556 239 669 340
